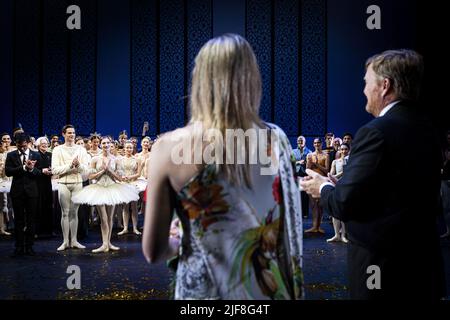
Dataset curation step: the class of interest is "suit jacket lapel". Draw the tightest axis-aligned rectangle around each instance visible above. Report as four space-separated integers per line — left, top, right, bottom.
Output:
15 150 22 165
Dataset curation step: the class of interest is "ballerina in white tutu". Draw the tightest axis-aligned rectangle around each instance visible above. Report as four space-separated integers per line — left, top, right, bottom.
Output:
72 136 139 253
117 141 145 236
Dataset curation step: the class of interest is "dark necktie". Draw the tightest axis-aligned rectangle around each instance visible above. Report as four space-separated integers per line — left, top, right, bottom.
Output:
20 152 26 165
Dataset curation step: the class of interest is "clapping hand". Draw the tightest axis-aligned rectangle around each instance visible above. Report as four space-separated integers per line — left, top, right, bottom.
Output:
72 156 80 168
25 159 37 170
101 158 110 172
42 168 52 175
299 169 330 199
327 172 338 184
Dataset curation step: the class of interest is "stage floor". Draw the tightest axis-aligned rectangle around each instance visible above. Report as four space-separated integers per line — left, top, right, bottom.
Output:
0 218 449 300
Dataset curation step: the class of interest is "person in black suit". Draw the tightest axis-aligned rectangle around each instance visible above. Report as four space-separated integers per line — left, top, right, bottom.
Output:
300 49 446 299
5 133 42 256
35 136 53 238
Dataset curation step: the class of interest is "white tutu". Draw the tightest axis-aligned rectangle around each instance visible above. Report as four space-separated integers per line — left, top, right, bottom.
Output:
71 182 139 206
0 180 11 193
131 178 147 192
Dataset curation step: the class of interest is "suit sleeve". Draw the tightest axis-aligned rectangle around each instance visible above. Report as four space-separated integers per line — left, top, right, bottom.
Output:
5 153 24 177
29 151 42 176
320 126 385 222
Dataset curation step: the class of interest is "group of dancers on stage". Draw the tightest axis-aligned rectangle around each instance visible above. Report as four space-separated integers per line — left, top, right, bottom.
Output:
2 121 448 257
292 132 353 243
0 124 152 255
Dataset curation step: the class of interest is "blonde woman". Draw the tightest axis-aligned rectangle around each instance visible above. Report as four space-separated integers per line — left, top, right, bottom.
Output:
142 34 303 299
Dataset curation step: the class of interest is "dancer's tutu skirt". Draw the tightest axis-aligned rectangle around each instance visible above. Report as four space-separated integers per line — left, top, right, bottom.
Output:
131 178 147 192
0 181 11 193
72 183 139 206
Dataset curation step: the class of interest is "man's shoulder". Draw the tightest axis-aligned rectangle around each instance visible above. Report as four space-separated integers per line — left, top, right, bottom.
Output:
362 103 429 138
6 149 18 159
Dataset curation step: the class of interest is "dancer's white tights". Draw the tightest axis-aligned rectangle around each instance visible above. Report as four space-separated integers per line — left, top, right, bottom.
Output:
58 183 82 245
97 205 114 246
122 201 138 231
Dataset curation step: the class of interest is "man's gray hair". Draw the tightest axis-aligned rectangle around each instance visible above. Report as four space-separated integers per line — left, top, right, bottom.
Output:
366 49 424 101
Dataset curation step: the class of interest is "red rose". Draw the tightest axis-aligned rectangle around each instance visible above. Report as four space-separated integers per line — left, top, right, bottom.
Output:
272 176 282 204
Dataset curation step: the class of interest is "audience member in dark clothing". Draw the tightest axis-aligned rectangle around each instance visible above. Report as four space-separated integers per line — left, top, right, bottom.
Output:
35 137 53 238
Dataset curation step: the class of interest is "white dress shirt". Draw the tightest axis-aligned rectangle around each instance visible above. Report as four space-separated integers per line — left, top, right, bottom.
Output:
378 100 400 117
21 149 30 171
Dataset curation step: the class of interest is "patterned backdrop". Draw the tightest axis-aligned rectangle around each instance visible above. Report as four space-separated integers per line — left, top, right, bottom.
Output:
246 0 326 146
11 0 326 141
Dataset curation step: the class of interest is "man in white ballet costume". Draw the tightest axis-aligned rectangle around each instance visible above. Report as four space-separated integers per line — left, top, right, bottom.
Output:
52 125 90 251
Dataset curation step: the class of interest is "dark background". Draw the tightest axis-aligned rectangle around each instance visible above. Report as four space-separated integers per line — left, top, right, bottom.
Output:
0 0 448 146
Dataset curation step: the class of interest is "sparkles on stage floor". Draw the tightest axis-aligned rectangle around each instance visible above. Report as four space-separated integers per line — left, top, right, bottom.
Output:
0 217 449 300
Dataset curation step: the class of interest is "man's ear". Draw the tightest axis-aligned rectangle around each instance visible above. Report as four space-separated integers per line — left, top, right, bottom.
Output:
381 78 392 98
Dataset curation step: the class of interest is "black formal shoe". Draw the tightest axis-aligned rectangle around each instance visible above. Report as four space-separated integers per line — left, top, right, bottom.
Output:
25 247 36 256
13 248 24 257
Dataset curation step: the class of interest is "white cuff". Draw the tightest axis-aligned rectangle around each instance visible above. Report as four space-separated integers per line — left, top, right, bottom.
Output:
319 182 335 194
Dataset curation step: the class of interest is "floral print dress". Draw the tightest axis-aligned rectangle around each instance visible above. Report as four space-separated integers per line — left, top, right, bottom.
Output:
173 123 303 299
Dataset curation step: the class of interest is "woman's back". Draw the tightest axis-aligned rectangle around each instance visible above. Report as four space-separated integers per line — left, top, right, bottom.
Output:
169 123 303 299
142 34 303 300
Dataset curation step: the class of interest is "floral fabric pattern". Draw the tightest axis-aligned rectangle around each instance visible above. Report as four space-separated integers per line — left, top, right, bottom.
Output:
174 123 303 300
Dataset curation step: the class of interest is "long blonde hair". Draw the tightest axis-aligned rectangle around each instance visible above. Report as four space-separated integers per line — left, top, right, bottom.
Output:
189 34 264 188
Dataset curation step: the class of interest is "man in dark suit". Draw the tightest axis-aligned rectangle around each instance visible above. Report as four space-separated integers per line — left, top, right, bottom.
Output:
301 49 446 299
5 133 42 256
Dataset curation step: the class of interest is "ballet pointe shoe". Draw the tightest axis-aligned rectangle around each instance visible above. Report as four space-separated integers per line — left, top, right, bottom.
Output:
440 229 450 239
304 227 318 233
326 235 341 242
117 229 128 235
71 241 86 249
92 244 109 253
133 228 142 235
57 242 70 251
108 243 120 251
341 236 349 243
0 229 11 236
